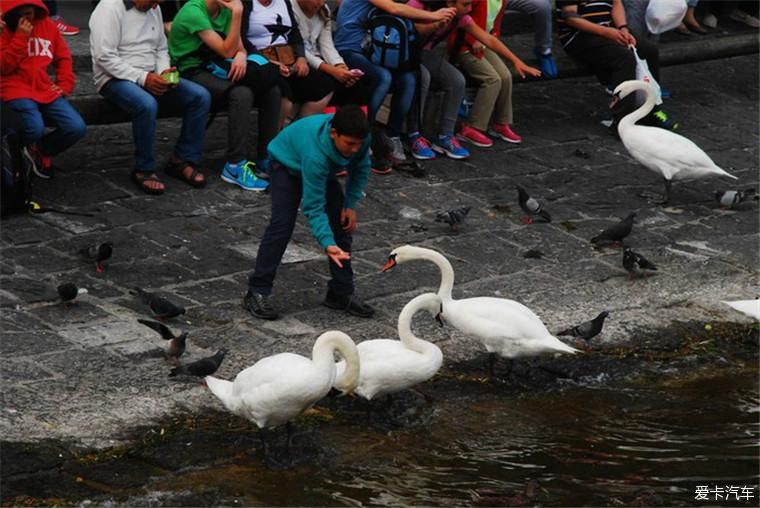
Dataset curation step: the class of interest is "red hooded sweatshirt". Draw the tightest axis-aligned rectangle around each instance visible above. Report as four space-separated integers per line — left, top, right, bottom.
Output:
448 0 507 58
0 0 75 103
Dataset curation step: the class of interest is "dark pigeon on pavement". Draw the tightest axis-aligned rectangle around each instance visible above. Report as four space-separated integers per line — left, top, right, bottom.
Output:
137 318 187 362
715 189 757 209
170 348 228 378
57 282 87 302
591 212 636 246
516 185 551 224
623 247 657 277
436 206 471 230
79 242 113 273
557 311 609 342
131 287 186 320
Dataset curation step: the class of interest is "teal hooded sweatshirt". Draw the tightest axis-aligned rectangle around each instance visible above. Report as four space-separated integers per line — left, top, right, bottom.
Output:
267 114 371 250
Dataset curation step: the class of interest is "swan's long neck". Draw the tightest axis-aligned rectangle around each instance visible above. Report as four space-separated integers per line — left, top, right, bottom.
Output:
313 331 360 393
205 376 239 414
397 294 437 354
618 81 656 131
413 248 455 302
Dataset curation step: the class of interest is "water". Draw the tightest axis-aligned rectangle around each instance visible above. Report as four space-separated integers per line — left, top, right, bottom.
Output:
133 366 758 507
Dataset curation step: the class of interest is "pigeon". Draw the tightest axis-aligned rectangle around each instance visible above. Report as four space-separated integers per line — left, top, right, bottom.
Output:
591 212 636 246
169 348 228 378
435 206 471 230
516 185 551 224
137 318 187 362
557 311 609 342
715 189 758 209
623 247 657 277
57 282 87 302
131 287 185 320
79 242 113 273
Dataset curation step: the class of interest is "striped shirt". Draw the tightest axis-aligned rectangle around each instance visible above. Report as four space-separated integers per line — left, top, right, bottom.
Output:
556 0 613 47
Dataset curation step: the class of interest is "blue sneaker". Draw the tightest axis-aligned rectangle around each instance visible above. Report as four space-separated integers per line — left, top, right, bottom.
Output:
408 134 436 160
660 86 672 99
253 158 270 180
432 135 470 160
535 49 558 79
221 160 269 191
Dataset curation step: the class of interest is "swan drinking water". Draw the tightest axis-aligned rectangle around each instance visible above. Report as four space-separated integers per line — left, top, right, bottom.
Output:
334 292 444 400
612 80 737 204
383 245 578 374
205 330 360 434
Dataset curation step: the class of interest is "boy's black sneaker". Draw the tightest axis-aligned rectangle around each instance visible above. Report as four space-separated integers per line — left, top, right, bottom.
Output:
642 108 679 131
323 291 375 318
244 291 279 320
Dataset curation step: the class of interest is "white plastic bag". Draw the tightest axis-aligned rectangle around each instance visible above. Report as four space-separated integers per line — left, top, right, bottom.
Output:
632 47 663 106
645 0 688 34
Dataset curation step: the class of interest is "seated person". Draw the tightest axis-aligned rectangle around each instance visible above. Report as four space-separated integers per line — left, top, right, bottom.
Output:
90 0 212 195
2 0 85 180
170 0 283 190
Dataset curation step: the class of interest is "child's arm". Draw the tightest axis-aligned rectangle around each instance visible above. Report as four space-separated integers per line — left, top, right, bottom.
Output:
51 28 76 96
463 22 541 79
0 21 32 75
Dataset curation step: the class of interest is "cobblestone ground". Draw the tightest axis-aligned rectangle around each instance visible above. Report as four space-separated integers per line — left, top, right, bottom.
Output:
1 55 757 448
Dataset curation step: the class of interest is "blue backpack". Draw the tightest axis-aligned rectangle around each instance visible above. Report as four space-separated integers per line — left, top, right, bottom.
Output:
366 7 419 72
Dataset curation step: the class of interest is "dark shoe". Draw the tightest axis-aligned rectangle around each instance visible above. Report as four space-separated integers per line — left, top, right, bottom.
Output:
244 291 279 320
323 292 375 318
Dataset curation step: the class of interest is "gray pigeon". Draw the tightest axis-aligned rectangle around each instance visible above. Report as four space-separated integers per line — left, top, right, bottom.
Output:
516 185 551 224
591 212 636 246
131 287 185 320
623 247 657 277
715 189 757 209
436 206 471 229
79 242 113 273
137 318 187 362
557 311 609 342
57 282 87 302
169 348 228 378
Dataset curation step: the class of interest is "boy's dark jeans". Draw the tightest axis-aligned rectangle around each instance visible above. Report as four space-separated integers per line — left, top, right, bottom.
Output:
248 161 354 297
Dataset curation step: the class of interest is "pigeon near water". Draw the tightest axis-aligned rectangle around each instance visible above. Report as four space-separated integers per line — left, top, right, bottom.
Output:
591 212 636 246
715 189 757 209
170 348 228 377
79 242 113 273
516 185 551 224
436 206 471 230
137 318 187 362
557 311 609 342
623 247 657 277
57 282 87 302
131 287 186 320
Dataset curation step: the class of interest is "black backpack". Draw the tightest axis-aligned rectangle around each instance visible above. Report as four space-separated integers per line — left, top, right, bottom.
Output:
366 7 419 72
1 133 33 218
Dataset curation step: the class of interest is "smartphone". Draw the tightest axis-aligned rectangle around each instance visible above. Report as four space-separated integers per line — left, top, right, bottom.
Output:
348 68 365 77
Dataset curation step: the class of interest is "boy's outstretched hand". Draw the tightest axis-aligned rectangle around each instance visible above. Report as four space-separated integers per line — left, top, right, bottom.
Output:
326 245 351 268
341 208 357 233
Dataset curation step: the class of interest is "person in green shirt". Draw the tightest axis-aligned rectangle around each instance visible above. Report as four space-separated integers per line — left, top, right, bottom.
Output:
169 0 283 191
244 105 375 321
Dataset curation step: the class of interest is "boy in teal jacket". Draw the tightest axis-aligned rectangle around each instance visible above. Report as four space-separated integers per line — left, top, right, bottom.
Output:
245 105 374 320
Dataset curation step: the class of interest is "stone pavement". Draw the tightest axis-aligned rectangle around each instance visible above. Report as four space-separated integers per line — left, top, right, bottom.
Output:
1 54 758 449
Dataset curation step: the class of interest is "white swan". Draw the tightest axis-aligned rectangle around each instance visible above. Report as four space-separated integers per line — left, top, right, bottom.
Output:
613 79 737 204
334 292 443 400
383 245 578 369
205 330 360 430
722 299 760 321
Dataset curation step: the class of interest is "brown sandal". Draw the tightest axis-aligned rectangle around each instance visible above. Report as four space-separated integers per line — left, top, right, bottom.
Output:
165 160 206 188
133 171 165 195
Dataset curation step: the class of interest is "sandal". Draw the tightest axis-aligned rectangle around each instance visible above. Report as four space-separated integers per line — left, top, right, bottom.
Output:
133 171 165 195
165 159 206 188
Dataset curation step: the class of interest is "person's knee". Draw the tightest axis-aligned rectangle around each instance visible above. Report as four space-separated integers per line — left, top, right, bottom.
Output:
480 72 502 88
228 85 254 109
191 85 212 111
24 119 46 142
134 95 159 118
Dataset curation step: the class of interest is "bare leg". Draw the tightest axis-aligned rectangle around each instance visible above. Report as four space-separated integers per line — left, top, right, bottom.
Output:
298 94 333 118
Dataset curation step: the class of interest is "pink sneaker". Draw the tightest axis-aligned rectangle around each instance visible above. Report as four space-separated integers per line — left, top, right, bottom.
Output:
489 123 522 144
53 17 80 36
457 124 493 148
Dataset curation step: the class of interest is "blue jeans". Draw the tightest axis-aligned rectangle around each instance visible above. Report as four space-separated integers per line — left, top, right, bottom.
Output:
3 97 86 156
100 78 211 172
339 50 416 137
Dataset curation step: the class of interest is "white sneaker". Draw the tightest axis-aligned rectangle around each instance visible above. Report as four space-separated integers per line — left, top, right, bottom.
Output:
702 13 718 28
729 8 760 28
388 136 407 162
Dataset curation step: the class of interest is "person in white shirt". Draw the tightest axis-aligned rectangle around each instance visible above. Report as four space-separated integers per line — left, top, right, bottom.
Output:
89 0 212 194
